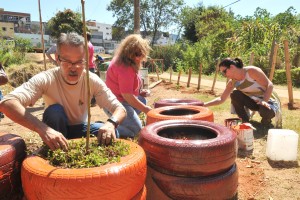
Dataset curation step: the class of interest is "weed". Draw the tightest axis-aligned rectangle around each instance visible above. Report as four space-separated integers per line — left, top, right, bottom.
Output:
38 138 130 168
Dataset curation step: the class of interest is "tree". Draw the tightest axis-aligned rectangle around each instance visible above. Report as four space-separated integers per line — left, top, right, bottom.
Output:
46 9 84 39
108 0 185 45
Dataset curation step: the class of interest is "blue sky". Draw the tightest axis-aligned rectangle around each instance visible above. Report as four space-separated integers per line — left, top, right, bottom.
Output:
1 0 299 27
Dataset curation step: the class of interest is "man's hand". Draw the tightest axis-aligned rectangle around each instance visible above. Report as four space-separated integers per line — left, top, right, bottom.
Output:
97 122 116 145
40 129 69 151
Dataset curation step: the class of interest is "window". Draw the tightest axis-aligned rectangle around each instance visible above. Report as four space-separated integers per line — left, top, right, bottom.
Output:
2 27 6 31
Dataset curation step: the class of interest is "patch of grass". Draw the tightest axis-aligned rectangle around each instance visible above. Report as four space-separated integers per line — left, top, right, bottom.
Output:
38 138 130 169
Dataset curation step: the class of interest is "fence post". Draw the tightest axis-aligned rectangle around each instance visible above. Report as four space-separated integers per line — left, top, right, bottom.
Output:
283 40 294 109
197 63 202 90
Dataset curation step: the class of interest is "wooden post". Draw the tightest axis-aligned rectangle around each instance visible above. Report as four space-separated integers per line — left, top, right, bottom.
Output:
169 67 172 83
38 0 47 71
269 43 278 81
249 52 254 65
177 70 181 85
283 40 294 109
187 67 192 87
156 66 160 80
211 60 220 92
197 63 202 90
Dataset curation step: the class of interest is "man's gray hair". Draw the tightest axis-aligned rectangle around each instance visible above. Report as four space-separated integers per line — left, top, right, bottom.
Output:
56 32 84 53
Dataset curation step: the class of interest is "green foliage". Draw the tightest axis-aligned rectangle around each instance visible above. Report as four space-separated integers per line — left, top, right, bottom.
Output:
46 9 84 39
273 68 300 87
150 43 184 70
0 37 31 66
39 138 130 169
173 4 300 75
108 0 184 45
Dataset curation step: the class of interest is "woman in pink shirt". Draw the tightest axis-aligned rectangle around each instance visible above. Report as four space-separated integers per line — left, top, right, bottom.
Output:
106 34 152 138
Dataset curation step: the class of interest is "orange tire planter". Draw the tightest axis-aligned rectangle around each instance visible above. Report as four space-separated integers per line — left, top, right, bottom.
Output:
21 139 147 200
0 133 26 199
154 98 204 108
139 120 237 177
146 105 214 125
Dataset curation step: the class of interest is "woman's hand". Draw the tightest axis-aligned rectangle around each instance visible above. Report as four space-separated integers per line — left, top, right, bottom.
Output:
257 100 271 110
140 89 150 97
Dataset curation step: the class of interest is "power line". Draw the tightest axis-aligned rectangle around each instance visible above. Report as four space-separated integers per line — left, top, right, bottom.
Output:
222 0 242 9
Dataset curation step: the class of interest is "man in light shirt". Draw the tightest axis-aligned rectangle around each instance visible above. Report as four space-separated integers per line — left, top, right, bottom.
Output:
0 32 126 151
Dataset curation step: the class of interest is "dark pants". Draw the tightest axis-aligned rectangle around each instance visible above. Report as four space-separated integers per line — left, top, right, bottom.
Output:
230 90 275 124
42 104 119 139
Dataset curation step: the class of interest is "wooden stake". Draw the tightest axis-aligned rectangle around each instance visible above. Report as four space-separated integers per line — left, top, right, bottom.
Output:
169 67 172 83
187 67 192 87
156 66 160 80
177 70 181 85
249 52 254 65
197 63 202 90
269 43 278 81
38 0 47 71
81 0 91 151
211 60 220 92
283 40 294 109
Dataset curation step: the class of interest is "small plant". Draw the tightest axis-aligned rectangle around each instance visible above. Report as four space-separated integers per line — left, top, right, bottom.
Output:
38 138 130 169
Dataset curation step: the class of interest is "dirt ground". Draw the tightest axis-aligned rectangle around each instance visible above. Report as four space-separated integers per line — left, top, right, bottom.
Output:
1 54 300 199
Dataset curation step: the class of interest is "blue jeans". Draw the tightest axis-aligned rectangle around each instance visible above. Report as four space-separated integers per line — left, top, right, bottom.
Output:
104 95 146 138
42 104 119 139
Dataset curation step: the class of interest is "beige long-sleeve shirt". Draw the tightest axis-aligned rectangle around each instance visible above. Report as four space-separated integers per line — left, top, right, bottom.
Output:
3 67 124 125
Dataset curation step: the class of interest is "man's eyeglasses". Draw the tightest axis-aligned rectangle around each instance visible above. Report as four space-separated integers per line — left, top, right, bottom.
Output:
58 55 86 68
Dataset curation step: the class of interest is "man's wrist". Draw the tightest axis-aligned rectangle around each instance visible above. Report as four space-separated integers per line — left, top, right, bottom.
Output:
107 116 119 128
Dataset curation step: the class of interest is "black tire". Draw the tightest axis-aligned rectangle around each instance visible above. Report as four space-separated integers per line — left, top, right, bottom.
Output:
154 98 204 108
149 164 238 200
139 120 237 177
0 133 26 199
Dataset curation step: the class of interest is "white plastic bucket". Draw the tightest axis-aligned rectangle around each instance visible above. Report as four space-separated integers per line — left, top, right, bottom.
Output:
233 123 255 151
139 68 149 89
266 129 299 161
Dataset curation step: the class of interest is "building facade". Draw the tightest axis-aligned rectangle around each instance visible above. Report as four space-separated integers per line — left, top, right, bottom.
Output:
0 22 14 39
0 8 31 33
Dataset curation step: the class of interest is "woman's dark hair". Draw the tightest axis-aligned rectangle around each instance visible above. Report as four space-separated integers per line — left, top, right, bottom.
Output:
219 58 244 69
86 32 91 41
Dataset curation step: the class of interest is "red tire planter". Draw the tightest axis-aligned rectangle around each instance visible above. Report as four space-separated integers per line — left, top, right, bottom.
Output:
0 133 26 199
154 98 204 108
21 139 147 200
139 120 237 177
146 105 214 125
149 164 238 200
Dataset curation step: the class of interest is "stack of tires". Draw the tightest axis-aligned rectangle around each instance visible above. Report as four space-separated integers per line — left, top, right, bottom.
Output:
139 120 238 199
0 133 26 200
139 99 238 199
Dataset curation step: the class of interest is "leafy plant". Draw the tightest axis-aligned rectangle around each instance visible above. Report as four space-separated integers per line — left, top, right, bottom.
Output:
38 138 130 168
